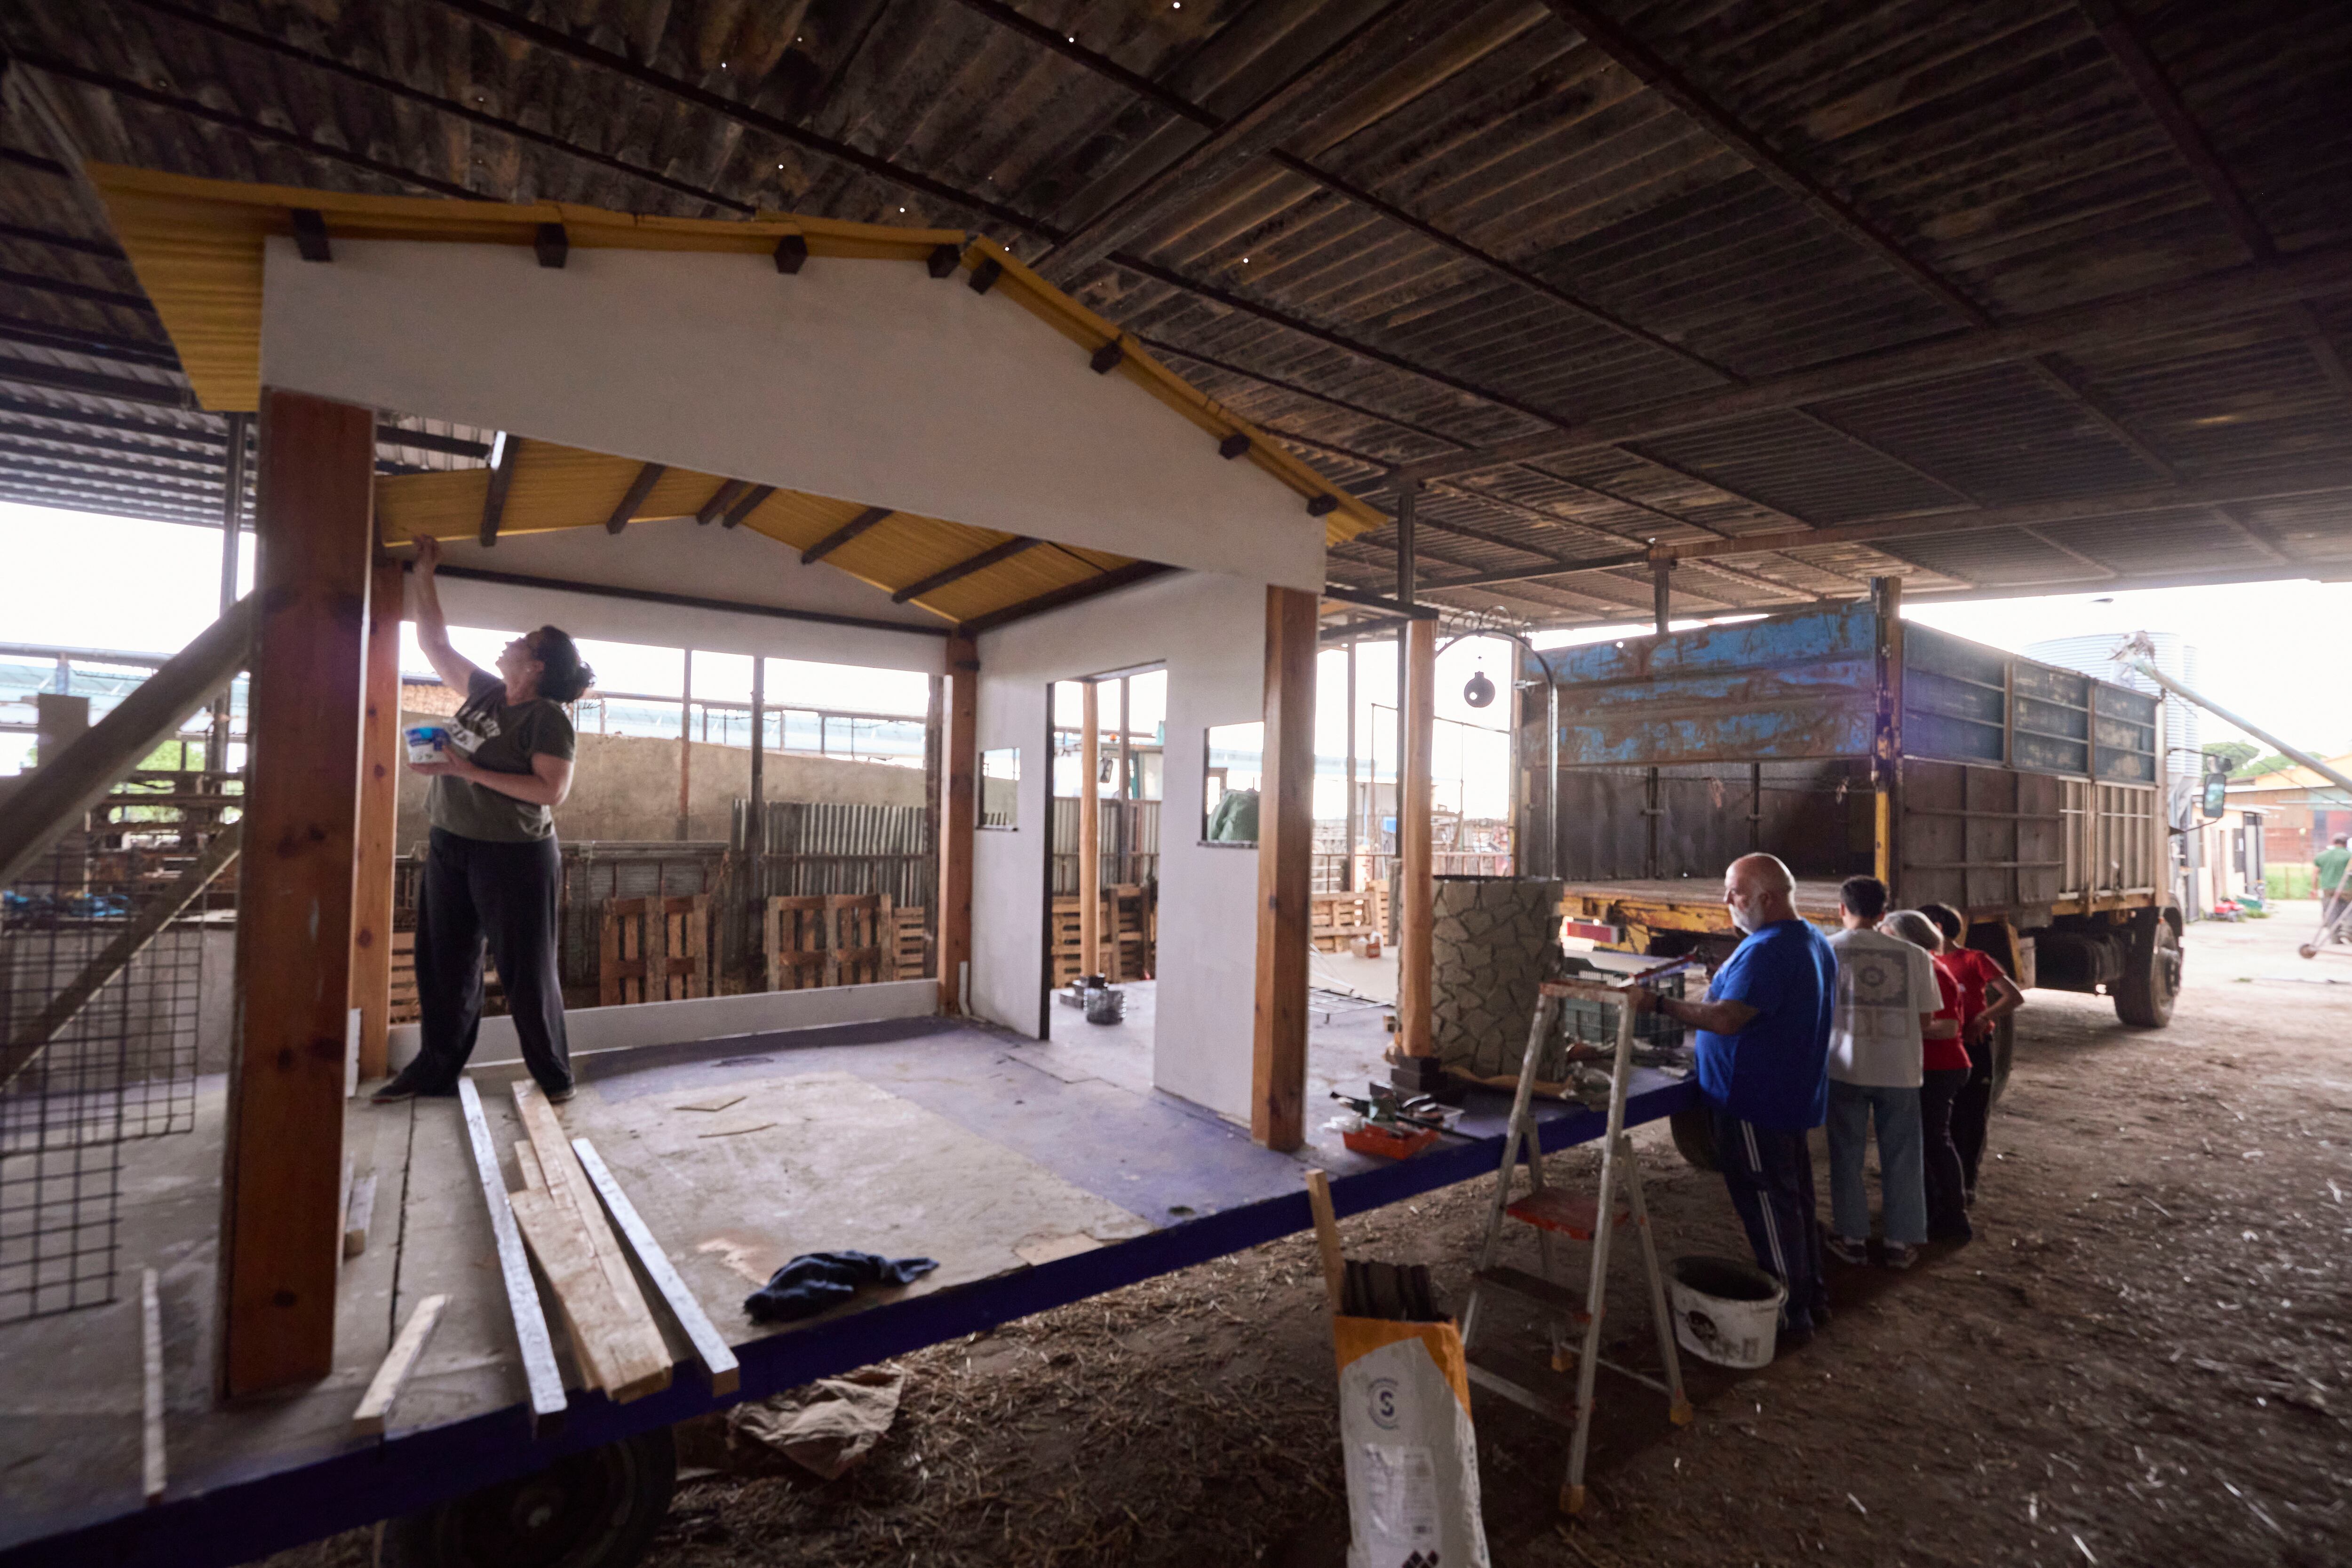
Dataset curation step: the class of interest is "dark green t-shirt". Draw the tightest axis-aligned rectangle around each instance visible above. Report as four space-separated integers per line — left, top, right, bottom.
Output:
425 672 577 842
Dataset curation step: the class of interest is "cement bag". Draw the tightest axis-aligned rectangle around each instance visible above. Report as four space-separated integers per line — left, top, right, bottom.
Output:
1334 1316 1489 1568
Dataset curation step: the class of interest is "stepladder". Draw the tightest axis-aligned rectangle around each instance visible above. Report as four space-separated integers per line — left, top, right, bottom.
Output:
1460 961 1695 1515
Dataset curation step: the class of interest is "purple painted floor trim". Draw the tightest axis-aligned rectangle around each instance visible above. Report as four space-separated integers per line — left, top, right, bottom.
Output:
0 1013 1696 1568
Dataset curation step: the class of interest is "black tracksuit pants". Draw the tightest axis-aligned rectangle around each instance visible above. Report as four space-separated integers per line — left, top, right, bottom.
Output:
1952 1041 1995 1200
411 827 572 1094
1712 1110 1828 1333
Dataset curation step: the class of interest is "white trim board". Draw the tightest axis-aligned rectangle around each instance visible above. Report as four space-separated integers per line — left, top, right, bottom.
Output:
385 979 938 1075
261 239 1327 591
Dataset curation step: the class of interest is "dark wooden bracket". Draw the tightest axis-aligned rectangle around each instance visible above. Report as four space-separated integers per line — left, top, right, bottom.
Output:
291 209 330 263
1089 341 1124 374
773 234 809 274
534 223 568 268
927 243 963 279
1218 432 1251 460
968 257 1002 294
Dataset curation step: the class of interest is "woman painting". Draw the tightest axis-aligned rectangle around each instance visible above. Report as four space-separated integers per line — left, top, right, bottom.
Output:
374 535 595 1105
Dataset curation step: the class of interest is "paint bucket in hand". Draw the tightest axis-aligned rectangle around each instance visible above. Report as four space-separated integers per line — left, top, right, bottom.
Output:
405 725 449 764
1668 1255 1787 1369
1083 986 1125 1025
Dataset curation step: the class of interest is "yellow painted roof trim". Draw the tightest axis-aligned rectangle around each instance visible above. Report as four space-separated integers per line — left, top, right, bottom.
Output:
87 164 1381 547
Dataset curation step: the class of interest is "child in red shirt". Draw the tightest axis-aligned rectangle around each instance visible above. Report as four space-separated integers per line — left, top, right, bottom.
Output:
1920 902 2025 1210
1883 911 1971 1242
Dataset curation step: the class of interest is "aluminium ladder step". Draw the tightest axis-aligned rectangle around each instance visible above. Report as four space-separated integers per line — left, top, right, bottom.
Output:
1472 1265 1589 1322
1466 1344 1580 1426
1504 1186 1630 1240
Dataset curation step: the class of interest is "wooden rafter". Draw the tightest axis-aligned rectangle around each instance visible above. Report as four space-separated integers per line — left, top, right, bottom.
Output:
890 536 1042 605
801 504 895 564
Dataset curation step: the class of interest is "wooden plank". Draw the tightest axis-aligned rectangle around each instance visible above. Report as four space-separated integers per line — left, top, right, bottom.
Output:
800 503 892 564
1251 585 1316 1151
514 1138 546 1192
938 634 977 1012
351 550 403 1079
342 1169 378 1260
603 461 665 534
890 534 1040 604
510 1082 672 1402
1396 615 1437 1059
453 1075 566 1429
351 1294 449 1437
571 1137 741 1396
140 1268 165 1505
219 388 373 1396
1303 1170 1345 1318
0 594 251 889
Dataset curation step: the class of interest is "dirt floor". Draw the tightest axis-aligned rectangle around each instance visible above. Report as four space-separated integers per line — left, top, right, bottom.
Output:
270 903 2352 1567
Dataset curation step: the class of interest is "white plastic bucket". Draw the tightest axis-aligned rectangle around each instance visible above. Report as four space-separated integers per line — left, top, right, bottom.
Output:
404 724 448 764
1668 1255 1786 1369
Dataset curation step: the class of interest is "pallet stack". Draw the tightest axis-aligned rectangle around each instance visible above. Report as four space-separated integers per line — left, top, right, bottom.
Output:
597 894 713 1006
1048 883 1154 984
762 894 928 992
1308 882 1388 953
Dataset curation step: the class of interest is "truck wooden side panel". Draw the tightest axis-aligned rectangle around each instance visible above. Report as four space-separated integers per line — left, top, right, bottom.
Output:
1528 602 2170 926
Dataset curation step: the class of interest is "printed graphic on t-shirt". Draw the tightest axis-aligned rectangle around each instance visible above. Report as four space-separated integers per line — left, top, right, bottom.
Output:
447 711 501 757
1837 948 1917 1014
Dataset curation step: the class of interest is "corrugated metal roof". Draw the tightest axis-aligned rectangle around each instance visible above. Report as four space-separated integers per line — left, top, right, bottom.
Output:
0 0 2345 634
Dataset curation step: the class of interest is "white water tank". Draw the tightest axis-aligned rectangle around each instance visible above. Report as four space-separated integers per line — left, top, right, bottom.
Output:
2024 630 2200 781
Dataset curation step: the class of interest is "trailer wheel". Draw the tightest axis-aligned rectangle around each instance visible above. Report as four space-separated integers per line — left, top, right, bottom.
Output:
2113 915 2181 1028
1668 1107 1719 1172
379 1426 677 1568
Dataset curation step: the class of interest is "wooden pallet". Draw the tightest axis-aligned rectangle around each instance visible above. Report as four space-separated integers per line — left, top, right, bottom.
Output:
1308 881 1388 953
764 896 926 990
1049 883 1154 985
387 929 501 1024
597 894 712 1005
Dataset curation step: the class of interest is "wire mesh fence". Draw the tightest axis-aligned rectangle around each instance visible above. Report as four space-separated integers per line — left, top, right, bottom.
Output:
0 835 222 1321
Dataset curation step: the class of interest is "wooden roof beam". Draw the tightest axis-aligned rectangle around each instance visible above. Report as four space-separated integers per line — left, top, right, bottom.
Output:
800 505 894 565
1035 2 1446 280
952 561 1172 637
477 432 519 546
1430 466 2352 590
602 462 664 534
2076 0 2352 411
891 536 1041 605
1397 244 2352 484
693 478 750 526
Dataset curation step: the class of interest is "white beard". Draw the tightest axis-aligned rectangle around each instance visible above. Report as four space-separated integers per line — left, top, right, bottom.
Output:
1730 904 1756 934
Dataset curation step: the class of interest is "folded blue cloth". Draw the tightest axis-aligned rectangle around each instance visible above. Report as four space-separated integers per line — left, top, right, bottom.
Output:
745 1250 940 1324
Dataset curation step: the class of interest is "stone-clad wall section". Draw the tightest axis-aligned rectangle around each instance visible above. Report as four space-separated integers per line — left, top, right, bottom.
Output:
1430 876 1563 1080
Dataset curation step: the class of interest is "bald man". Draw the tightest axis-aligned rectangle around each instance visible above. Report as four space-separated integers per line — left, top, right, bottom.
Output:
1631 853 1837 1344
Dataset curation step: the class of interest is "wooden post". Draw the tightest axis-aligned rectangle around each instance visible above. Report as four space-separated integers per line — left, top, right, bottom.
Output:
938 634 978 1013
1252 586 1317 1150
1397 615 1437 1059
219 389 373 1396
677 649 692 842
1080 679 1100 979
1872 575 1905 894
207 411 250 772
1116 675 1132 886
350 551 402 1081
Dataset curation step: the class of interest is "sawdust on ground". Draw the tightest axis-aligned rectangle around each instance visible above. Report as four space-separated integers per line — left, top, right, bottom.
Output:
264 904 2352 1566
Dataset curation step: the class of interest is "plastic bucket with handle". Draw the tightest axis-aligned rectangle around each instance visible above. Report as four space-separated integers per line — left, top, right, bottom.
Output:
1668 1255 1786 1369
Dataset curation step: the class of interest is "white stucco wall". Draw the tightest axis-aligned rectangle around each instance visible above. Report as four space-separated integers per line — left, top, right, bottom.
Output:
971 571 1266 1121
260 239 1326 591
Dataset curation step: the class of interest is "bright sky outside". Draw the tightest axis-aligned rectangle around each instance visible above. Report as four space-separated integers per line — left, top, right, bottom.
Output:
6 503 2349 788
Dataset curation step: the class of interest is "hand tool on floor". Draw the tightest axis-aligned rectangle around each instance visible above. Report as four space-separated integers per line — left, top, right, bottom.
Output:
1458 965 1692 1515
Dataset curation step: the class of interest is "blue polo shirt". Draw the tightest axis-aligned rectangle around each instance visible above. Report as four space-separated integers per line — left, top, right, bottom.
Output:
1693 918 1837 1131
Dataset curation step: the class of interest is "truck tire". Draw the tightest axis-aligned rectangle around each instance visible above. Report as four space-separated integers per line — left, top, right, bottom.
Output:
1669 1107 1719 1172
380 1426 678 1568
2113 914 2181 1028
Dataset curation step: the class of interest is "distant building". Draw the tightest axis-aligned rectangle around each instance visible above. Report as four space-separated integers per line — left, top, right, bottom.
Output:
2225 755 2352 871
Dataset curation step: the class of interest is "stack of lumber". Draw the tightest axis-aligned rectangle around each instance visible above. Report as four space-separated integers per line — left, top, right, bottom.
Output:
504 1082 672 1402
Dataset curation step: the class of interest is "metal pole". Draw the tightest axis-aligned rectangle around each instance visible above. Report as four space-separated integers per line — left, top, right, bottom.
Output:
1646 558 1670 878
678 648 693 842
1080 679 1101 980
2123 651 2352 799
1117 675 1132 886
1392 479 1418 937
1343 641 1357 892
748 655 766 904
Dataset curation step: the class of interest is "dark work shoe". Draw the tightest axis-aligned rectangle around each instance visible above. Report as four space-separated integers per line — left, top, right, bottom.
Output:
1825 1234 1870 1267
545 1083 577 1105
371 1067 443 1104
